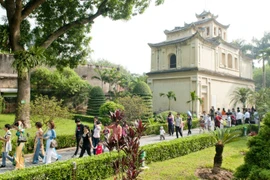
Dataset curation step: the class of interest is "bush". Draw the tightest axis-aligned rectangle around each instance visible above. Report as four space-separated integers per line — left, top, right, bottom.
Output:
99 101 124 125
117 96 148 121
234 113 270 180
87 86 105 116
132 82 153 120
0 134 216 179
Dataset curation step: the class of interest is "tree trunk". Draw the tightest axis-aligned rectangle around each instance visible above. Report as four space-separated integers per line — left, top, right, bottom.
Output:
212 143 224 174
15 71 31 128
169 100 171 110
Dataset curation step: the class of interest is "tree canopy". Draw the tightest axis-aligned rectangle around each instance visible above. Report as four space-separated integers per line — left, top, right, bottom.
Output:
0 0 164 124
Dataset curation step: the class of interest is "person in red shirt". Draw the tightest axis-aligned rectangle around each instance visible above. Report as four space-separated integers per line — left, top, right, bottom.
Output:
214 112 222 130
95 141 103 155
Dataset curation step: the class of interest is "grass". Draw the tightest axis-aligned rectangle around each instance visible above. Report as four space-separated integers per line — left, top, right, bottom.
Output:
0 114 93 138
106 138 248 180
137 138 248 180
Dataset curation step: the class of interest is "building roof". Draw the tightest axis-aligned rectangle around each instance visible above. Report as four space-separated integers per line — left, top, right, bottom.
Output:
206 36 240 50
149 32 219 48
195 10 218 19
164 18 229 35
148 34 195 47
146 67 254 83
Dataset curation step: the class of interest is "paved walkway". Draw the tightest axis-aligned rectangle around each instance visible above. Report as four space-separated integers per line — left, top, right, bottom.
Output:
0 127 210 174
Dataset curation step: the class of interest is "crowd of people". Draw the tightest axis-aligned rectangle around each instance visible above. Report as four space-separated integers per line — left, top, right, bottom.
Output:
160 106 259 140
0 116 131 170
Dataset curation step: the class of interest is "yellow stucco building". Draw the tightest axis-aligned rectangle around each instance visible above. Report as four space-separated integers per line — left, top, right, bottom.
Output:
147 11 254 115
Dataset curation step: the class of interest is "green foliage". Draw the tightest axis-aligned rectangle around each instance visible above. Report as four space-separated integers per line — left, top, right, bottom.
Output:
234 112 270 179
186 91 203 115
132 82 153 119
87 86 106 116
117 96 148 121
159 91 177 110
0 95 4 114
0 133 216 180
30 95 71 126
31 67 91 110
211 128 242 145
99 101 124 124
230 87 253 109
13 47 46 77
253 66 270 90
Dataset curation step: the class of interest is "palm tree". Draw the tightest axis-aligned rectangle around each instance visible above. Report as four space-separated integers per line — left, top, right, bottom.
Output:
257 48 270 88
159 91 176 110
211 128 242 174
230 87 253 109
186 91 203 116
91 68 108 91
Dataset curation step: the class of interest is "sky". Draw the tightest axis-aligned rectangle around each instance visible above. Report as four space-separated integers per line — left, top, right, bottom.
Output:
0 0 269 74
90 0 270 74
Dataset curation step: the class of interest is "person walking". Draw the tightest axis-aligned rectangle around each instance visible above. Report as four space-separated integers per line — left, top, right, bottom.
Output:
214 112 222 129
32 122 45 164
244 109 250 124
0 124 13 168
72 119 84 157
187 114 192 135
210 106 215 121
43 121 61 164
13 120 26 170
236 110 244 125
92 121 101 155
79 125 93 158
175 113 183 138
167 112 174 136
160 126 165 140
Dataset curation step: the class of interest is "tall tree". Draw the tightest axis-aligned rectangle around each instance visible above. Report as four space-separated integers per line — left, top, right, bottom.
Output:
230 87 253 109
186 91 203 116
0 0 164 126
159 91 176 111
257 48 270 88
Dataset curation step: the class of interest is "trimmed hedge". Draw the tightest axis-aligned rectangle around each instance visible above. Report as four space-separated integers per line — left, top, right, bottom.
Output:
1 134 215 179
1 125 258 179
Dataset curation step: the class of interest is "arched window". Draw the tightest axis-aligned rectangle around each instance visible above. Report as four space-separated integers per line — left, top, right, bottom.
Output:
169 54 176 68
228 54 232 68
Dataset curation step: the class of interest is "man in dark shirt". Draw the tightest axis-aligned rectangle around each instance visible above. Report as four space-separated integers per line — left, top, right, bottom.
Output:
72 119 84 157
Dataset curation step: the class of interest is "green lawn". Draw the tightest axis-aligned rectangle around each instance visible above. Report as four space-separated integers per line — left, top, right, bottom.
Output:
137 138 248 180
0 114 93 138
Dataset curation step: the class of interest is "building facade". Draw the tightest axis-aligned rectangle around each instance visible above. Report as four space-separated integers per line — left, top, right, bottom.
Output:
147 11 254 114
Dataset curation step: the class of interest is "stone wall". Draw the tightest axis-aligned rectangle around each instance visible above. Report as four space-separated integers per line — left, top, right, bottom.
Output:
0 54 17 89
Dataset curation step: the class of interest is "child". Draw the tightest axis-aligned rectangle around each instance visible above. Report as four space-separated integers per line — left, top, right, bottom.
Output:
199 116 205 133
102 126 110 152
95 141 103 155
160 126 165 140
0 124 13 168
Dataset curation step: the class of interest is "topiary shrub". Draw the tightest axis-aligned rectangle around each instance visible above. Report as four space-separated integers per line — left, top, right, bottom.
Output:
99 101 124 124
132 82 153 120
234 113 270 179
87 86 105 116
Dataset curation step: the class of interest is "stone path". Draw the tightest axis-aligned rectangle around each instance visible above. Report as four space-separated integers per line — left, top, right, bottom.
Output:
0 127 211 174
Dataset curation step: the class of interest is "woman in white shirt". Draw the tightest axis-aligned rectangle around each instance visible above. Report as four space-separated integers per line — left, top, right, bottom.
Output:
93 121 101 155
0 124 13 168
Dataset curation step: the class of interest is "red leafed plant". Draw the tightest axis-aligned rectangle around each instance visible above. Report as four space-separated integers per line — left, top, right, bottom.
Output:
105 110 147 180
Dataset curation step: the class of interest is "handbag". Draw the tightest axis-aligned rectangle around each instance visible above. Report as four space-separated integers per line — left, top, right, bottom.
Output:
50 139 58 148
18 133 27 142
50 129 58 148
